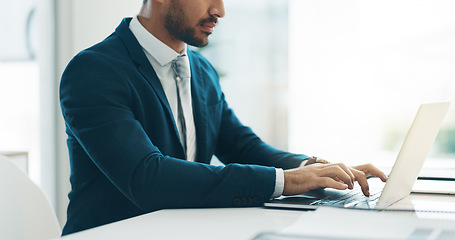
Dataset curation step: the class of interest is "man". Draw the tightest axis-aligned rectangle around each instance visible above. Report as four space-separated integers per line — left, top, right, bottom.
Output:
59 0 388 235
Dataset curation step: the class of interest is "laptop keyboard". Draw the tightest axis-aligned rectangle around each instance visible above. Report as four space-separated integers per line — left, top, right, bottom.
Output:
312 188 382 209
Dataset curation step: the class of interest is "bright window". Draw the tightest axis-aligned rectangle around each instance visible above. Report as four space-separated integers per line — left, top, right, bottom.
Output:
289 0 455 170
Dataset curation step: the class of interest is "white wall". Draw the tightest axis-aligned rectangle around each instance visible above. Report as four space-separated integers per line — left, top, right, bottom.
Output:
54 0 142 226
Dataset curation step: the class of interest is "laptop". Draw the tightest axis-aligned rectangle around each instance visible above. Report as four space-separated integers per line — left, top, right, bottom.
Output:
265 102 451 211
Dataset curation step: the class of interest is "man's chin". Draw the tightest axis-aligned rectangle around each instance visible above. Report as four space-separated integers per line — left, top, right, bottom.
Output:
197 39 210 48
185 37 210 48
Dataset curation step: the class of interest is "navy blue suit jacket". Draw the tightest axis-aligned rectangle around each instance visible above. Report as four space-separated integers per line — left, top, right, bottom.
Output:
60 18 307 235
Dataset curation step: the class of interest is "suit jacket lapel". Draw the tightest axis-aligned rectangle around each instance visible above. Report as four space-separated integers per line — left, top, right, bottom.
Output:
115 18 181 145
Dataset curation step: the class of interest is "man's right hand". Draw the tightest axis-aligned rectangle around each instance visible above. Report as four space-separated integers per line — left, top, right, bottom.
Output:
282 162 387 196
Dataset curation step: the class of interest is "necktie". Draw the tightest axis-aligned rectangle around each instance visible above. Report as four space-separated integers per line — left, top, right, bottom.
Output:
171 54 196 161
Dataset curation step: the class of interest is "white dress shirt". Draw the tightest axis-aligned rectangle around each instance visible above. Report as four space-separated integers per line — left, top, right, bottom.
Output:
128 16 284 198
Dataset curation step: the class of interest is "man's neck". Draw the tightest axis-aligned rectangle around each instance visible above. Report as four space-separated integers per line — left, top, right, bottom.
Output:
137 13 186 53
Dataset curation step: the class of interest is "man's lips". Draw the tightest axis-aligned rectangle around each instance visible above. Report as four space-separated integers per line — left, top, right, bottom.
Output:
200 22 217 33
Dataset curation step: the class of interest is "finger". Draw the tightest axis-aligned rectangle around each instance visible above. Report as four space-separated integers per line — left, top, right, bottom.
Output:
318 165 354 189
351 168 369 196
354 163 388 182
333 163 355 188
320 177 349 190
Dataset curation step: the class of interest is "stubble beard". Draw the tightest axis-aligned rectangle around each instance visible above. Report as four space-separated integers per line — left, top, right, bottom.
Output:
164 0 212 48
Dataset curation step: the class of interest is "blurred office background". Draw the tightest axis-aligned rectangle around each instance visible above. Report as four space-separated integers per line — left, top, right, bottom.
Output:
0 0 454 226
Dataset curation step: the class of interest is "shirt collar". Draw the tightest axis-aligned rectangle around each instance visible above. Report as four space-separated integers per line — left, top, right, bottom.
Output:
129 16 188 66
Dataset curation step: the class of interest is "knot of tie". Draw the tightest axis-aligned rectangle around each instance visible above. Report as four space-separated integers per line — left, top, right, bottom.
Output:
171 54 191 80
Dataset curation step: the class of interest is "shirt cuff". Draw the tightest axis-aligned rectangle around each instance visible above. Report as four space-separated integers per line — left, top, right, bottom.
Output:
271 168 284 199
300 159 308 167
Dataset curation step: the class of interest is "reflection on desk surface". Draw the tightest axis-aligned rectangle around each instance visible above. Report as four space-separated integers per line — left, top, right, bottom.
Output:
254 230 455 240
281 207 455 240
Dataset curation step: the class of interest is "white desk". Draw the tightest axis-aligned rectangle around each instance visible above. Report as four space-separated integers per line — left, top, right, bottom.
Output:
58 208 304 240
57 193 455 240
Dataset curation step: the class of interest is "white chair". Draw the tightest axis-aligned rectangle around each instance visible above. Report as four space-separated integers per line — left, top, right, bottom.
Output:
0 155 61 240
